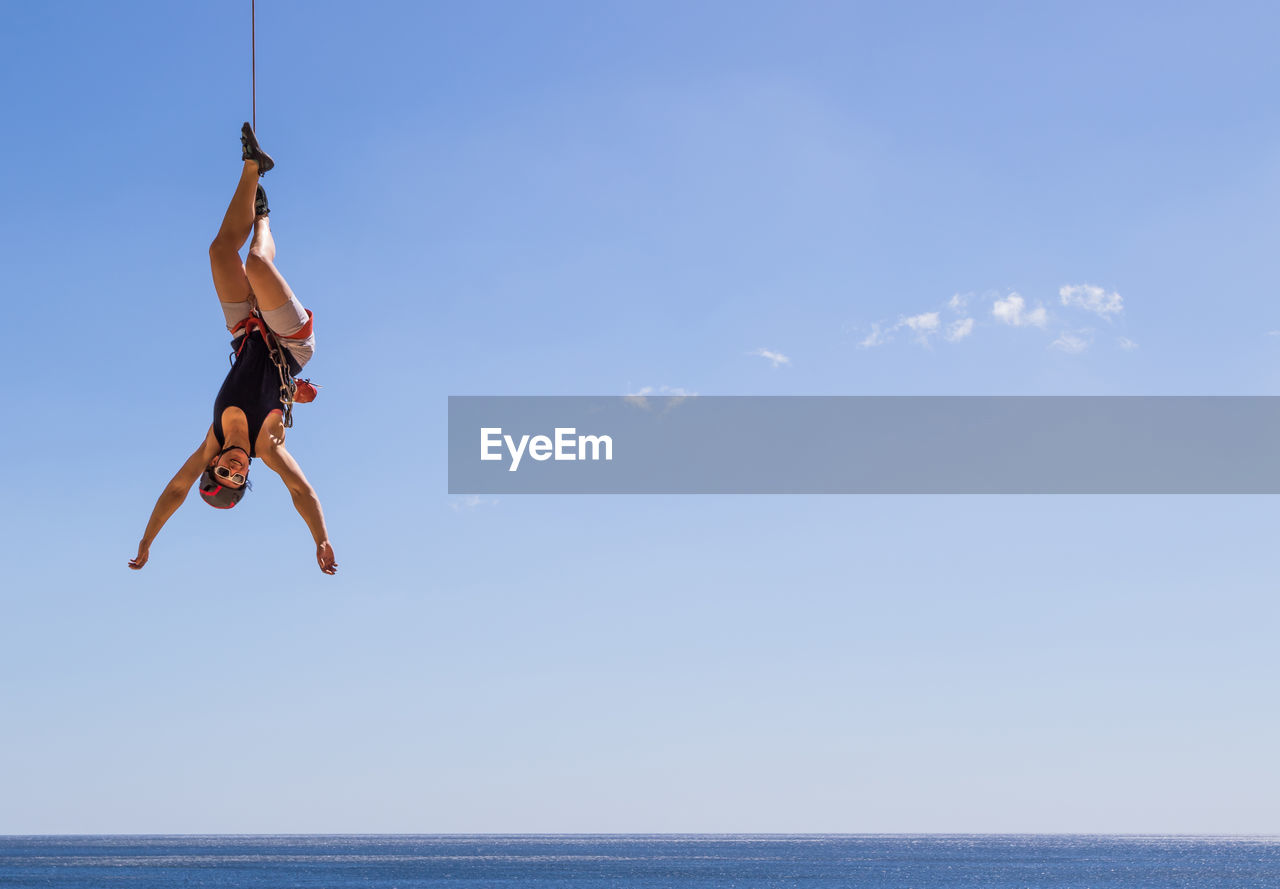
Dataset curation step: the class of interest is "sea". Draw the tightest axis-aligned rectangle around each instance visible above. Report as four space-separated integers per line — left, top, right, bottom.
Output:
1 834 1278 888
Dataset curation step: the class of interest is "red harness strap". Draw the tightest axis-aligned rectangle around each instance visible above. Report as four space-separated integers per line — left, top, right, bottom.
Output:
232 314 273 357
232 309 314 355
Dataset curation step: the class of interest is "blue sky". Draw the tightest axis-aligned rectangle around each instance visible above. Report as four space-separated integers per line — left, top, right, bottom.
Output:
3 0 1280 833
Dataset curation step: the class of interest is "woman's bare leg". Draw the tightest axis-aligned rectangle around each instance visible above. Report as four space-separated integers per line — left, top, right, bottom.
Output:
244 215 299 313
249 215 275 263
208 160 261 305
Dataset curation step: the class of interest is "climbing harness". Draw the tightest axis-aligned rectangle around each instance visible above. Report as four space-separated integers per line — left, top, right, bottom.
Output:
230 293 318 429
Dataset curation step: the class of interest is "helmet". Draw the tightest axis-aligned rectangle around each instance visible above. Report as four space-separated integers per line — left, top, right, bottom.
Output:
198 447 250 509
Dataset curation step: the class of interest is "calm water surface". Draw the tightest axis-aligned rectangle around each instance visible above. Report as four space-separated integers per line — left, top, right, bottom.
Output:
2 834 1278 888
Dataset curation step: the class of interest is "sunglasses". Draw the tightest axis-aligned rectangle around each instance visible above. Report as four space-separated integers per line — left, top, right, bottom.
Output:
213 465 247 486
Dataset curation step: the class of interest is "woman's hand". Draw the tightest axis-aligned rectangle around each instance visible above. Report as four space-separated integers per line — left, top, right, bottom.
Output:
131 433 217 572
129 541 151 570
261 444 337 576
316 540 337 575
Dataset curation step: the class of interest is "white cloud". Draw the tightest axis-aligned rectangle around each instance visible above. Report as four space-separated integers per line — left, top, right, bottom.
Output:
901 312 941 345
903 312 940 334
450 495 498 512
752 348 791 368
859 322 891 348
992 293 1047 328
860 312 947 348
1060 283 1123 317
627 385 695 397
860 304 974 349
858 286 1129 356
624 385 696 410
1051 332 1090 354
945 318 975 342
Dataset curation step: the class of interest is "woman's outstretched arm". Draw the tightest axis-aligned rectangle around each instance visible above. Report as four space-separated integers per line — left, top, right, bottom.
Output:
259 443 337 575
129 431 216 570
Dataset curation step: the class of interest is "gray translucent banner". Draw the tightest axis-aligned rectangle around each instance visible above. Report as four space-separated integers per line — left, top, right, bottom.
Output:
448 396 1280 494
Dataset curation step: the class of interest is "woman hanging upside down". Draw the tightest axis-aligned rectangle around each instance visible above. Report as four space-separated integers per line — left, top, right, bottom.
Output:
129 123 337 575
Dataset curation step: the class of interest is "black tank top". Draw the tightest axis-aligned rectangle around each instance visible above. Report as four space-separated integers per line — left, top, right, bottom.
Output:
213 332 301 456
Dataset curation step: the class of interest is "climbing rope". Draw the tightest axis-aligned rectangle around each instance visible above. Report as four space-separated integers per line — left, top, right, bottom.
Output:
251 0 257 132
239 5 314 429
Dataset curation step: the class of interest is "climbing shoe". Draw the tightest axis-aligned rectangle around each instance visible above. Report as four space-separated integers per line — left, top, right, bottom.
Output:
240 122 275 174
255 184 270 218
